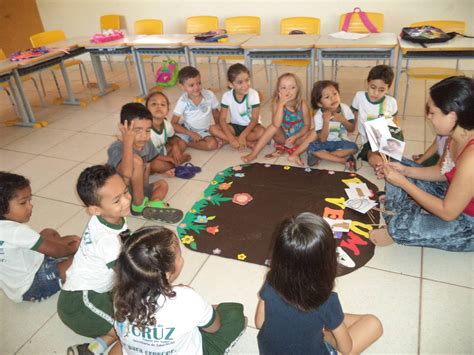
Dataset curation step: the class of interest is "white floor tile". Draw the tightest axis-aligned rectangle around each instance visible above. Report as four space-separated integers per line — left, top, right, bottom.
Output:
168 180 210 213
28 196 83 231
419 280 473 354
0 126 35 148
4 127 75 154
47 108 106 131
366 244 422 277
229 326 259 354
0 149 35 171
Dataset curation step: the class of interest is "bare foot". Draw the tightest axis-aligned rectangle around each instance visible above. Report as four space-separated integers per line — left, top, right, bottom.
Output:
288 154 304 167
241 153 256 163
369 228 394 246
216 138 224 149
165 169 175 177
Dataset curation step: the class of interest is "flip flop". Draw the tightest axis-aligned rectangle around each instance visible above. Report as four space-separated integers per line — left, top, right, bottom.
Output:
175 165 196 179
142 200 184 223
182 162 202 174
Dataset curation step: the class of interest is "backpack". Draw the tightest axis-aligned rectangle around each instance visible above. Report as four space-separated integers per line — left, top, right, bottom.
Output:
341 7 379 33
400 26 472 47
194 29 228 42
155 57 179 87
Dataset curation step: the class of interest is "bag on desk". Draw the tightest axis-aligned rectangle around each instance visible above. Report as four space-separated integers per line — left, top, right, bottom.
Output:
194 29 228 42
155 57 179 87
400 26 458 47
341 7 379 33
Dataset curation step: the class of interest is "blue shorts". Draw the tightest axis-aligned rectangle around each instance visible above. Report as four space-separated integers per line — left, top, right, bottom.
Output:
308 140 358 154
22 256 61 302
175 125 211 143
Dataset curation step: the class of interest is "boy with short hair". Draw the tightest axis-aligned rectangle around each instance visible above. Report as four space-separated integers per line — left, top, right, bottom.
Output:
58 164 130 354
0 172 80 303
351 65 404 169
172 66 225 151
107 102 183 223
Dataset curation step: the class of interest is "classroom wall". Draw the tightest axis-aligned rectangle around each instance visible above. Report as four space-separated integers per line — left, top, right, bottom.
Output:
35 0 474 69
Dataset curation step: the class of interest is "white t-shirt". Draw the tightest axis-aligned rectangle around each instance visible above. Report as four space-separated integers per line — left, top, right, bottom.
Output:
173 89 220 131
221 88 260 126
0 221 44 302
150 119 175 155
115 286 214 355
351 91 398 144
314 103 355 141
62 215 128 293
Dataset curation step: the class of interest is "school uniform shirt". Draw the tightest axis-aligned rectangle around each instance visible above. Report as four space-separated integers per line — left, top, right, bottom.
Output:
62 216 128 293
150 119 175 155
0 221 44 302
257 282 344 355
107 140 159 169
115 286 215 355
314 103 355 141
221 88 260 126
173 89 220 131
351 91 398 144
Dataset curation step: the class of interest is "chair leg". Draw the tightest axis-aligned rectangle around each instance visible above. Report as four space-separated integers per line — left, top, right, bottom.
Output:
268 64 274 98
124 57 132 87
207 57 212 87
30 77 46 107
1 87 19 115
263 59 269 82
402 74 410 120
216 58 222 90
51 71 63 98
306 65 310 98
334 60 339 81
79 62 91 85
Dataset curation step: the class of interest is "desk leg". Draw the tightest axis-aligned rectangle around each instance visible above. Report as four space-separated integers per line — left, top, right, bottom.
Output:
7 76 31 126
58 61 81 106
394 48 403 99
133 48 147 98
11 70 39 126
190 48 197 68
184 47 191 66
89 52 116 98
317 49 324 81
310 48 315 89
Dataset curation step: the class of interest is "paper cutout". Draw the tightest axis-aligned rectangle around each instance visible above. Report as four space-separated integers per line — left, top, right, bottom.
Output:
232 193 253 206
344 198 377 214
206 226 220 235
324 217 352 232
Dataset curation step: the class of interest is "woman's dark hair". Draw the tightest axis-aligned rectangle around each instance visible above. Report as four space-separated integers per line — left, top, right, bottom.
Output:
114 226 178 329
227 63 250 83
266 213 337 312
310 80 340 110
429 76 474 131
0 172 30 218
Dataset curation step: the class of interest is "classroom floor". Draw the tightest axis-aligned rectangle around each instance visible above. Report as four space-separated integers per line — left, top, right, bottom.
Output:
0 59 472 355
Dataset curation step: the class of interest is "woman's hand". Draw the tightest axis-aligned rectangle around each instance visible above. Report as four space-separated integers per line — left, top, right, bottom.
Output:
375 161 407 179
383 164 409 187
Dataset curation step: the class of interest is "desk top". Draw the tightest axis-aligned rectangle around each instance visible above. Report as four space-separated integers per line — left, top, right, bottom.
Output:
127 34 195 46
183 34 254 47
241 34 319 49
45 37 90 51
398 35 474 52
0 60 18 75
15 50 65 68
79 35 142 48
316 33 397 48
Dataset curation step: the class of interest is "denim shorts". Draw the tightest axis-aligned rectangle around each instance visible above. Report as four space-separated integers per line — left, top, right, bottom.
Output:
22 256 61 302
175 125 211 143
308 140 358 154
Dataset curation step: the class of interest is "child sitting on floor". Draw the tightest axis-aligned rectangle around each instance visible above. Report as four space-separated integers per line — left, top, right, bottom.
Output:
172 66 226 152
0 172 80 303
107 102 182 223
255 213 383 354
218 63 265 150
288 80 358 170
412 135 447 167
58 165 130 355
242 73 310 162
146 90 191 176
111 226 247 355
351 64 403 170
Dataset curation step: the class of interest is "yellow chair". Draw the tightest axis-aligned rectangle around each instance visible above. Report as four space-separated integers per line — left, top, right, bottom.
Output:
401 20 466 118
271 17 321 94
100 14 121 30
332 11 384 80
123 19 164 85
217 16 264 87
30 30 90 98
0 49 45 114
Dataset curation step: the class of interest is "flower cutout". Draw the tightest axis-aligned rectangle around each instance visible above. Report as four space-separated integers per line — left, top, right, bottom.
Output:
212 248 222 255
328 170 335 175
305 167 312 172
195 215 208 223
232 193 253 206
179 223 186 228
350 173 357 177
181 235 195 244
206 225 220 235
234 173 245 178
283 166 291 170
237 253 247 261
190 209 196 213
210 180 218 185
218 182 233 190
233 165 243 171
264 164 271 168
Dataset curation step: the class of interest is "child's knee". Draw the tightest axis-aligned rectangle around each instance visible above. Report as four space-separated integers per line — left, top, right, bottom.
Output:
206 138 218 150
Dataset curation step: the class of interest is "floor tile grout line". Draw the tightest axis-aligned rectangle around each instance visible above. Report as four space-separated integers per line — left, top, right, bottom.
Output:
15 311 58 354
188 255 211 286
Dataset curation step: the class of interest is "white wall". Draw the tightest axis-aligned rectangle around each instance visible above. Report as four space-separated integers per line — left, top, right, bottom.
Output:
36 0 474 68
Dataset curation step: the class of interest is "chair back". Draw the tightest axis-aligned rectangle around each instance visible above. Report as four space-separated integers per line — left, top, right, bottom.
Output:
100 14 121 30
30 30 66 47
339 11 384 33
135 19 164 35
224 16 261 34
280 17 321 34
186 16 219 34
410 20 465 34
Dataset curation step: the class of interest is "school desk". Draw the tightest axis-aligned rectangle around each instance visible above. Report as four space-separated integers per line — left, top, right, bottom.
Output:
0 59 31 125
394 35 474 98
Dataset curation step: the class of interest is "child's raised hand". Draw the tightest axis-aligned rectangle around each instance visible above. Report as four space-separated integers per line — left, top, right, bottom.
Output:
119 120 136 147
322 110 332 121
278 92 293 106
332 112 345 122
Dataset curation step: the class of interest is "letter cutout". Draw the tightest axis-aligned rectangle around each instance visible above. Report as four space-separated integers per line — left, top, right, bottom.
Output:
350 221 373 239
342 177 363 187
323 207 344 220
325 197 346 210
337 247 356 268
340 231 368 256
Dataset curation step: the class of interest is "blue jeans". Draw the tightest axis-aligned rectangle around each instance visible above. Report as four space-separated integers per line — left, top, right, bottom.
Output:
308 140 358 155
22 256 61 301
384 159 474 251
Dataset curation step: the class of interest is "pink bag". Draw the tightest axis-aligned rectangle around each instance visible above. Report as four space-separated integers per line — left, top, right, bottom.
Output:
90 30 124 43
341 7 379 33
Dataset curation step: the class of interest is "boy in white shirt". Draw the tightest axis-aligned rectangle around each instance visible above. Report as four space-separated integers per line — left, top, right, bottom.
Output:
351 65 403 170
0 172 80 303
172 66 226 151
58 165 131 355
